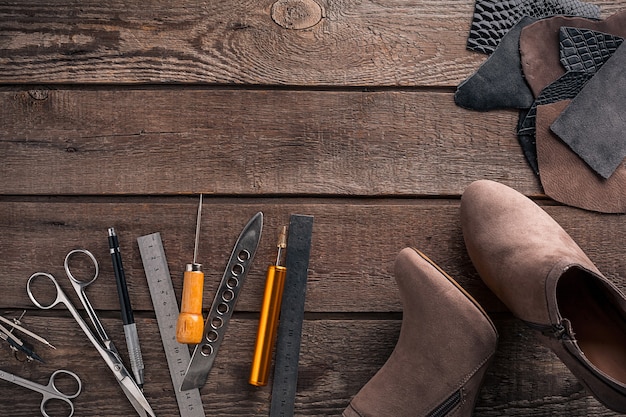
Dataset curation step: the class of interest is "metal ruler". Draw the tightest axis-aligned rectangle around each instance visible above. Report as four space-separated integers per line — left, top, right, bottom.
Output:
269 214 314 417
137 232 205 417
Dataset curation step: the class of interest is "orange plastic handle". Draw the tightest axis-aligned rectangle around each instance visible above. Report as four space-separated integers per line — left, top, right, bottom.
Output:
249 264 287 386
176 267 205 344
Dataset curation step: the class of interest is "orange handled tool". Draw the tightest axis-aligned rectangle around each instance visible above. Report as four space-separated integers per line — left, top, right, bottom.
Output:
176 195 205 344
249 226 288 386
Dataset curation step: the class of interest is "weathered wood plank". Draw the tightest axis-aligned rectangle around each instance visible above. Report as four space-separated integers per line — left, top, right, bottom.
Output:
2 2 626 416
0 88 539 196
0 314 621 416
2 200 624 313
0 0 483 86
0 1 621 86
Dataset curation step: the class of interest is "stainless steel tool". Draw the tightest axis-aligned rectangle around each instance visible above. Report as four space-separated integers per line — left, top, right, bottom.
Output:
137 232 206 417
180 212 263 391
0 322 45 363
0 368 81 417
27 249 155 417
269 214 314 417
0 314 56 350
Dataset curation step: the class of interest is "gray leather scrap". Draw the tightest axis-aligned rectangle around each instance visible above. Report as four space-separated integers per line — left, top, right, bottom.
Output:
537 101 626 213
551 43 626 179
517 28 622 174
455 17 536 111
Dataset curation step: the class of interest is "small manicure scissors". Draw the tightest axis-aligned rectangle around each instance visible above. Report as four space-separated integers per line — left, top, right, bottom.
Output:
27 249 156 417
0 368 81 417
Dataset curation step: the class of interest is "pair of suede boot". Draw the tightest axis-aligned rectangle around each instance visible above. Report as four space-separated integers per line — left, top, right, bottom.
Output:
344 180 626 416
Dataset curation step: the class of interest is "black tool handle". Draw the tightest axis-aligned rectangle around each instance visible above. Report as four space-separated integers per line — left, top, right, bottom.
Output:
108 227 134 325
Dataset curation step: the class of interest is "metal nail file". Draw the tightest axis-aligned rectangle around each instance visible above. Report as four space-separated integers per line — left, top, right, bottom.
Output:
269 214 314 417
137 232 206 417
181 212 264 391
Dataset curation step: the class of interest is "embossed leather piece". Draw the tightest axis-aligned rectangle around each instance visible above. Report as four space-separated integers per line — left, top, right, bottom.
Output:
536 101 626 213
517 28 622 174
551 43 626 179
519 12 626 97
467 0 600 55
559 27 624 72
517 71 592 174
455 17 536 111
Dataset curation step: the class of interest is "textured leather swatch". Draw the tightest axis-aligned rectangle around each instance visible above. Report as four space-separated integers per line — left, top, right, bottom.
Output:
519 11 626 97
559 27 624 72
467 0 600 55
518 71 593 174
517 28 622 173
455 17 536 111
537 101 626 213
551 44 626 179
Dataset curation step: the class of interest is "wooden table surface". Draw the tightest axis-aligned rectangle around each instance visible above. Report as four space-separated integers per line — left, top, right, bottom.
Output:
1 1 625 415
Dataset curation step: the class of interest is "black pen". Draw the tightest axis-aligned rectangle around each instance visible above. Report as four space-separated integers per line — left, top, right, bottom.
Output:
108 227 145 390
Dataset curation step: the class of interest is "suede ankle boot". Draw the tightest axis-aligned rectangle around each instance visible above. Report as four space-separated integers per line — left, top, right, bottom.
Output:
460 179 626 412
343 248 497 417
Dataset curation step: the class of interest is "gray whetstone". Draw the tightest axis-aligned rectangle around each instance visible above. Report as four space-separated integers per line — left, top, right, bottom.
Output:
269 214 314 417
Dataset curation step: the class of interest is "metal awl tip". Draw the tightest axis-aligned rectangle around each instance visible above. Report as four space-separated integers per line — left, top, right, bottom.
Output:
193 194 203 264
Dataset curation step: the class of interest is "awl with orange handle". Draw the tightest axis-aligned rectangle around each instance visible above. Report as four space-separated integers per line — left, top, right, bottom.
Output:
249 225 288 386
176 194 205 344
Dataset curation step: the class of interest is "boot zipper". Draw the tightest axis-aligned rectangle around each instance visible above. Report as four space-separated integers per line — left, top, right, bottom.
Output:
525 321 571 340
426 389 462 417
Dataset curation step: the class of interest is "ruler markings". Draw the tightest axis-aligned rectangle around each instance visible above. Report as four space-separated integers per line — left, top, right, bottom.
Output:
269 215 314 417
137 232 205 417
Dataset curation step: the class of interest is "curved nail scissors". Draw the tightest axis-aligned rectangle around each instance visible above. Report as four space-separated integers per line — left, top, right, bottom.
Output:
27 249 156 417
0 368 81 417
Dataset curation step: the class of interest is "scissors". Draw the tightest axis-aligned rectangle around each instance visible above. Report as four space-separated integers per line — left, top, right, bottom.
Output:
27 249 156 417
0 368 81 417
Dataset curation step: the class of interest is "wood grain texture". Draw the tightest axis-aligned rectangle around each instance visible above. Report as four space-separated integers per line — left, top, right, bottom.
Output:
0 88 536 196
0 314 622 416
0 0 482 86
2 0 626 415
0 1 621 86
2 199 624 313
